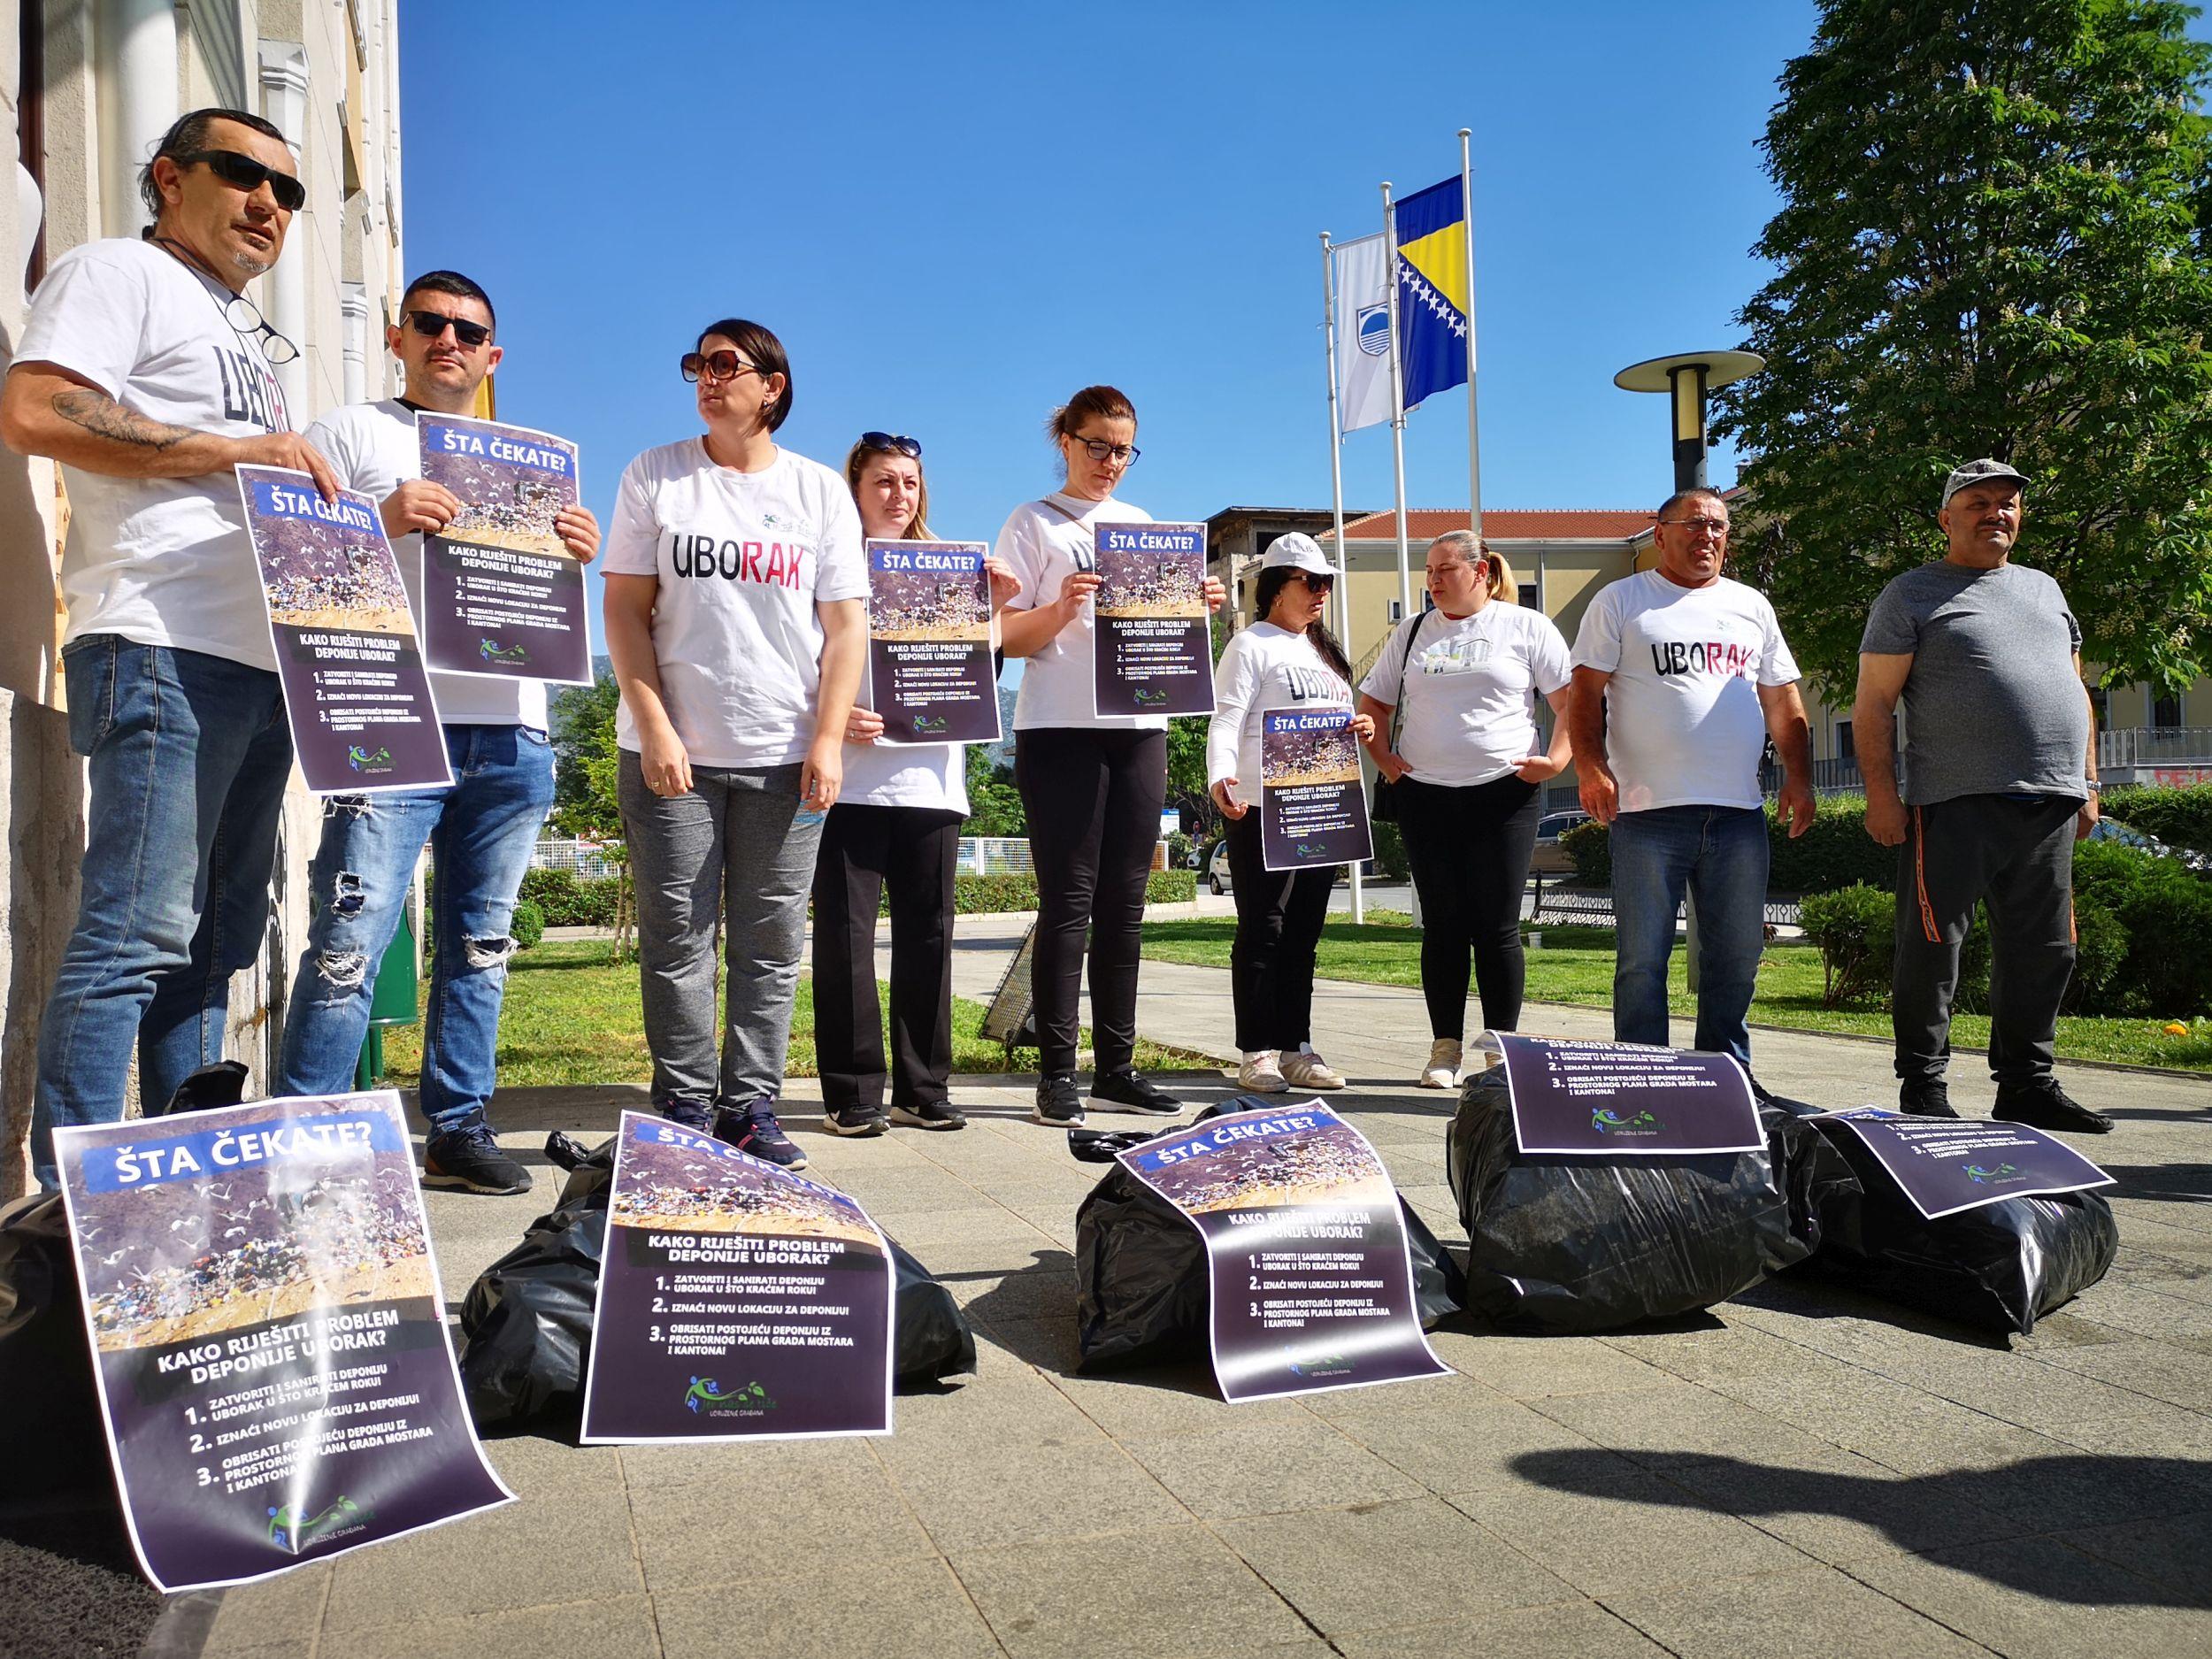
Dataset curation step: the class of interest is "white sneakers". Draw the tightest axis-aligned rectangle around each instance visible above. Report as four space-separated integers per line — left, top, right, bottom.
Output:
1238 1051 1289 1093
1417 1037 1463 1090
1280 1049 1346 1090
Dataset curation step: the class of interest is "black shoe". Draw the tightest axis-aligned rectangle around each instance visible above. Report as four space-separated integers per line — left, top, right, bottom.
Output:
714 1100 809 1169
890 1100 967 1131
1993 1079 2113 1134
1898 1079 1959 1118
1090 1068 1183 1116
822 1103 890 1137
658 1098 717 1135
1031 1072 1085 1127
421 1125 533 1195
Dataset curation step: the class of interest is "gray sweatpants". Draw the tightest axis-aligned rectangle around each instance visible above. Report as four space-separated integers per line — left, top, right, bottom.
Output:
619 750 824 1110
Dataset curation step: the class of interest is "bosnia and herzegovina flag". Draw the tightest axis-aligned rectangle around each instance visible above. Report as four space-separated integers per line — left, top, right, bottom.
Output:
1394 176 1470 412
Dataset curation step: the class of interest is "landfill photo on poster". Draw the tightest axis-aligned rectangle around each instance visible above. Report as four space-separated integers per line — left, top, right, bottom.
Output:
1814 1107 2116 1219
239 465 450 793
864 540 1002 744
580 1112 895 1443
1494 1032 1768 1156
1117 1105 1448 1402
1260 707 1372 871
52 1094 511 1593
416 411 590 684
1090 520 1215 717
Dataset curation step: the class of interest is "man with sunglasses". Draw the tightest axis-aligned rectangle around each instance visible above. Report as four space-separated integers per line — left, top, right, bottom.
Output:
270 272 602 1194
2 107 340 1187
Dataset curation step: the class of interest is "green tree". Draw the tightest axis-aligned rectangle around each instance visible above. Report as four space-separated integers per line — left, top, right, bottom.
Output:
964 742 1026 834
547 674 634 957
1713 0 2212 697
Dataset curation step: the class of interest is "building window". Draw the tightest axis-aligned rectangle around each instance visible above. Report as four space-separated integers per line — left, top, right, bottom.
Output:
1387 599 1403 623
2087 685 2110 728
2153 690 2185 730
1834 719 1855 762
1517 582 1538 610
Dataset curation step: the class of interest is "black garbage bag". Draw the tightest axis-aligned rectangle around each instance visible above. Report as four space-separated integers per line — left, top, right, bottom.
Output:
1071 1099 1464 1371
1447 1060 1836 1334
1801 1117 2118 1335
458 1132 976 1429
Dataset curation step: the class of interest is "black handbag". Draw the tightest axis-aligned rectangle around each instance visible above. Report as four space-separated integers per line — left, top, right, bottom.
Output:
1368 606 1432 825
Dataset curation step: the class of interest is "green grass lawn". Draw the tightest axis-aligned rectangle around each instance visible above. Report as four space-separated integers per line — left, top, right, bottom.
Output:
1141 918 2212 1073
380 939 1217 1088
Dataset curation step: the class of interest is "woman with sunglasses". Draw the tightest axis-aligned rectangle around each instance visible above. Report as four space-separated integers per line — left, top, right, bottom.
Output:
601 321 867 1169
1206 534 1372 1093
810 433 1018 1138
1356 532 1573 1088
997 385 1224 1127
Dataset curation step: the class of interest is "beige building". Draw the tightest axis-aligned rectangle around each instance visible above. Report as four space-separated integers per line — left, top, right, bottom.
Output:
2 0 405 1194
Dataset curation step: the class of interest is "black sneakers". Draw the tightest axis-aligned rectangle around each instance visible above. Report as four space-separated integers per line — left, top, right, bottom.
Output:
1994 1079 2113 1134
890 1100 968 1131
1090 1069 1182 1116
1898 1079 1960 1118
1032 1071 1085 1127
422 1124 533 1195
822 1103 890 1138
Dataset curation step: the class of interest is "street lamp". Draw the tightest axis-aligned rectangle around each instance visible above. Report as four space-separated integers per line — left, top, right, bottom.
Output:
1613 350 1764 492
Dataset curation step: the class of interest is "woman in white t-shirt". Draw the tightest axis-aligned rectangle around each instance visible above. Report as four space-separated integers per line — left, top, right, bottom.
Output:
602 319 868 1171
997 385 1225 1128
1356 532 1573 1088
810 432 1018 1139
1206 534 1374 1094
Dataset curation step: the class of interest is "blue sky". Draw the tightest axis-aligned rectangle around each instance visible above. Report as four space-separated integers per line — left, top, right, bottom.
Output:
397 0 1827 567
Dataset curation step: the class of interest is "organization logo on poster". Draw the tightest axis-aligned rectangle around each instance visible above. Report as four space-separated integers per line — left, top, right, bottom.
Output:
1592 1107 1661 1137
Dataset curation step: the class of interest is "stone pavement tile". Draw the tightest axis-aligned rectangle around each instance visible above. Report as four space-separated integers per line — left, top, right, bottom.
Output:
950 1523 1313 1659
1214 1496 1572 1636
1595 1319 1825 1390
1532 1382 1852 1470
879 1429 1188 1549
198 1644 313 1659
1044 1362 1314 1440
657 1557 1002 1659
1421 1329 1678 1399
615 1430 880 1492
2057 1509 2212 1601
1955 1447 2212 1530
1330 1395 1640 1495
1847 1534 2212 1659
1656 1445 2030 1565
1295 1369 1509 1422
198 1561 331 1651
631 1458 934 1588
827 1165 1002 1217
1122 1418 1426 1520
2062 1281 2212 1342
1450 1471 1814 1595
478 1431 626 1498
310 1595 661 1659
1334 1601 1669 1658
1602 1563 1989 1658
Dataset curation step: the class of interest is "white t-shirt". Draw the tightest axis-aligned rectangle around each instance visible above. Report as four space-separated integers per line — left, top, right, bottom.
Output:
1207 622 1353 803
996 492 1162 731
17 237 293 669
602 441 865 769
837 734 969 814
302 399 549 730
1357 602 1571 787
1571 569 1800 812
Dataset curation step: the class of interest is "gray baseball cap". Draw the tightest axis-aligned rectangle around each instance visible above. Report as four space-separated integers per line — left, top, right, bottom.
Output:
1941 458 2028 508
1261 533 1336 576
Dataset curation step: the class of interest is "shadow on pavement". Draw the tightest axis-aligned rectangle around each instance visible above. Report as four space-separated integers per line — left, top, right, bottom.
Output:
0 1497 165 1656
2100 1161 2212 1204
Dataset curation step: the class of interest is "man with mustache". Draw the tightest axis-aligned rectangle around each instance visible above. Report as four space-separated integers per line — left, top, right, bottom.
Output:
1855 459 2110 1133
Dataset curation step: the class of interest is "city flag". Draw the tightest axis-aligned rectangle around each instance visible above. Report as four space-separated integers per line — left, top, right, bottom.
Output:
1394 176 1470 412
1330 233 1393 434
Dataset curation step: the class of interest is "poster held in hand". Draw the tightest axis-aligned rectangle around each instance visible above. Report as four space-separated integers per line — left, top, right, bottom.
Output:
416 411 590 685
52 1092 513 1593
239 465 450 793
1115 1104 1448 1402
864 540 1002 744
1260 707 1373 871
580 1111 895 1442
1492 1033 1766 1156
1090 520 1215 717
1812 1108 2115 1220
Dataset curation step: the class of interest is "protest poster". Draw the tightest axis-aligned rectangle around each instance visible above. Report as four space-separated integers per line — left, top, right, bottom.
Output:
864 540 1002 744
1813 1108 2116 1220
51 1093 512 1593
1492 1033 1766 1156
1260 707 1373 871
580 1112 895 1442
1090 520 1215 717
416 411 590 685
1116 1105 1448 1402
238 465 450 793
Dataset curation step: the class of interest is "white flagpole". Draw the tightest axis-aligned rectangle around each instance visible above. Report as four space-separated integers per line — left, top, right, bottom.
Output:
1321 230 1365 925
1459 127 1484 541
1381 182 1412 626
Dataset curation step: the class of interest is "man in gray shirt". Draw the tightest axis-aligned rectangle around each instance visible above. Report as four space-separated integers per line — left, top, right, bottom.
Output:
1853 458 2108 1132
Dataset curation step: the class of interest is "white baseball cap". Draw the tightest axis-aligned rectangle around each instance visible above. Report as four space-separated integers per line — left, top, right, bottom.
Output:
1260 533 1335 577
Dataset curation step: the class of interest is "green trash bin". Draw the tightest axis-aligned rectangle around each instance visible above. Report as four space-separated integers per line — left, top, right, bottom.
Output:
353 879 423 1090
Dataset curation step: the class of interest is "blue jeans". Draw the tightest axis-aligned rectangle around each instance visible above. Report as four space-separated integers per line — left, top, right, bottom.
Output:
1609 804 1770 1068
32 637 294 1187
274 724 555 1138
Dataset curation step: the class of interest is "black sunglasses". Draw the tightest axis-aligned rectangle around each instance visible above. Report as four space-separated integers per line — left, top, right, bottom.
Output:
680 350 768 384
859 431 922 459
175 149 305 212
401 311 494 349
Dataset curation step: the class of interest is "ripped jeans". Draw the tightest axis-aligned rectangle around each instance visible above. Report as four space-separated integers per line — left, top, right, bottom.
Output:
274 724 555 1138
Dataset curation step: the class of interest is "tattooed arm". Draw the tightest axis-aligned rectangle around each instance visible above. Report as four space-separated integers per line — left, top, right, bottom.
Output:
2 364 338 495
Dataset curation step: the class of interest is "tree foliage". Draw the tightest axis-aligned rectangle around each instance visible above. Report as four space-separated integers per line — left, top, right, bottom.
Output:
1712 0 2212 697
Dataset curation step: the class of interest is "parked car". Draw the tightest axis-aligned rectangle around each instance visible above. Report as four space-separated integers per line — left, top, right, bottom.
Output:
2088 816 2211 873
1206 840 1233 895
1529 810 1591 878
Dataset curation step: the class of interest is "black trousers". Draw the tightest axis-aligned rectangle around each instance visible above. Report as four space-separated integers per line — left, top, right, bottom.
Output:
1893 793 2080 1088
1223 808 1338 1052
1014 726 1167 1075
1394 772 1541 1039
810 801 964 1110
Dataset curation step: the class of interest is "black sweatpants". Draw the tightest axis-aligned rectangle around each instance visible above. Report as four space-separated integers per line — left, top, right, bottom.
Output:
1223 808 1338 1053
810 802 964 1111
1893 792 2080 1088
1394 772 1541 1038
1015 726 1167 1075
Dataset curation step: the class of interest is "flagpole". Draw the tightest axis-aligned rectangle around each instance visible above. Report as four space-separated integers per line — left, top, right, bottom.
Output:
1381 181 1412 627
1459 127 1483 541
1321 230 1365 926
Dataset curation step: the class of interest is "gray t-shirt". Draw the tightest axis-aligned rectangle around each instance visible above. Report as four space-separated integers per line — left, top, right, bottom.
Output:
1860 560 2088 805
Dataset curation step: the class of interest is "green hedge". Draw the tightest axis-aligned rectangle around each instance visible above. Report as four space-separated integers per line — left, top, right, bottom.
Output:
510 899 545 950
2100 782 2212 856
518 866 623 927
951 868 1195 915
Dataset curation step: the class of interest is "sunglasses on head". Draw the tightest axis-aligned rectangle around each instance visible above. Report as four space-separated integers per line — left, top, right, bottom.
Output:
859 432 922 459
175 149 306 212
401 310 494 349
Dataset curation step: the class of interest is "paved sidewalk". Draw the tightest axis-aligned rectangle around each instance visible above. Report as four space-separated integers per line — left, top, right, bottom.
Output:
180 928 2212 1659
